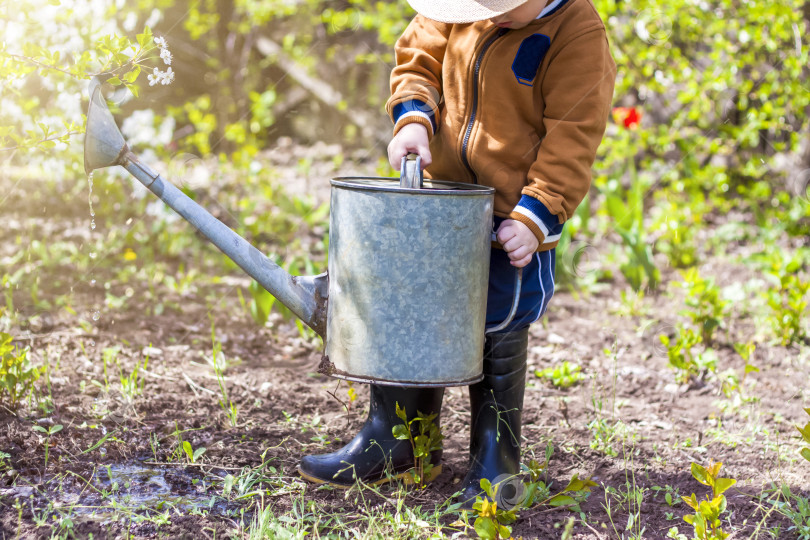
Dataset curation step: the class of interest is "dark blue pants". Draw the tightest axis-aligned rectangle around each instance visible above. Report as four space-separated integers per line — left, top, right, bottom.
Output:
485 225 556 334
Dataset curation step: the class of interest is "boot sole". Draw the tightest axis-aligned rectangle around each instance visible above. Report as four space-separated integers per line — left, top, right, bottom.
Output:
297 464 442 489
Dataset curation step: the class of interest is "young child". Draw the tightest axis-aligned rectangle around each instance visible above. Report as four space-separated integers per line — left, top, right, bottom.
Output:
299 0 615 505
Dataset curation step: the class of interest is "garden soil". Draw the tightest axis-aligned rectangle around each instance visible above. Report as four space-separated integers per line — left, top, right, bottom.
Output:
1 148 809 539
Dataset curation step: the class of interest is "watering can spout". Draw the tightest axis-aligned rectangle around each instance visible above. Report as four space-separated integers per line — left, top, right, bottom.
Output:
84 78 129 175
82 78 328 338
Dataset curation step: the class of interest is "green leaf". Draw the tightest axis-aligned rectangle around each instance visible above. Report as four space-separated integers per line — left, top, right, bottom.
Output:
691 462 709 486
796 423 810 443
563 474 597 493
193 447 206 461
394 402 407 423
182 440 193 460
548 494 576 507
473 517 497 540
32 425 48 433
391 424 409 440
479 477 492 497
714 477 736 495
50 424 63 435
800 448 810 462
497 524 512 538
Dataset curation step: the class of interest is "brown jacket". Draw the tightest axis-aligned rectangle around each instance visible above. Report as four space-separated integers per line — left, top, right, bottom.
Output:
386 0 616 251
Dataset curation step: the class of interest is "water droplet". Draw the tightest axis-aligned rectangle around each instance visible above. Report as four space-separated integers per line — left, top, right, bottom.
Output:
90 219 96 230
89 252 97 259
99 447 107 456
90 279 96 286
87 172 95 225
88 340 96 348
92 311 101 321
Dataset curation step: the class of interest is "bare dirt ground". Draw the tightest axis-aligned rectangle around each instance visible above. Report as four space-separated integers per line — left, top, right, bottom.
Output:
1 150 809 539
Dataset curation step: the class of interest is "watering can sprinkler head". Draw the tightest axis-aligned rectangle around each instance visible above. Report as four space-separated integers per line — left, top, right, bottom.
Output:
84 77 129 175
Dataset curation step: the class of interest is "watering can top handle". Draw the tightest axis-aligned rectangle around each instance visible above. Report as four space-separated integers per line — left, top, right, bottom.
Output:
400 154 424 189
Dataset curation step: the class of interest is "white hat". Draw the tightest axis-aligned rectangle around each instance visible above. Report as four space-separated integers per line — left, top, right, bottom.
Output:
407 0 529 24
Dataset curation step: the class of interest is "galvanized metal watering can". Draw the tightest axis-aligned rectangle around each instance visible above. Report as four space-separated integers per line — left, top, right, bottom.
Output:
83 78 521 387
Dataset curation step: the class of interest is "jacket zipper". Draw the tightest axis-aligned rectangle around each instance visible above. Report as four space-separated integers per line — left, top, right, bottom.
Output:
461 27 509 184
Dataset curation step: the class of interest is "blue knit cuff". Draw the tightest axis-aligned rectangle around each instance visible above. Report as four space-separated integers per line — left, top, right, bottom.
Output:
392 99 437 135
512 194 564 246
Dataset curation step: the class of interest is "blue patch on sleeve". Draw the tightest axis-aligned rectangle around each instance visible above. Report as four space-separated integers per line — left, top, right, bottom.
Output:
511 34 551 87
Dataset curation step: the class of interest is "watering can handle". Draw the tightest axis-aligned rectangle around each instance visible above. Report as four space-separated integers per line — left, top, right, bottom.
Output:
400 154 424 189
485 267 523 334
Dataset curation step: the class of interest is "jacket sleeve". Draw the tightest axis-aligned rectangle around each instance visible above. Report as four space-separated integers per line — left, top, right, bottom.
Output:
385 15 452 139
508 27 616 247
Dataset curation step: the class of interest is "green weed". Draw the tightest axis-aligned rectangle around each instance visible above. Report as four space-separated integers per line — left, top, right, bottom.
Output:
32 424 62 472
765 484 810 540
678 267 729 345
681 461 736 540
587 397 629 457
0 331 40 410
535 361 585 388
762 255 809 346
208 319 238 427
392 402 443 488
660 325 717 384
182 440 207 464
471 478 518 539
797 408 810 464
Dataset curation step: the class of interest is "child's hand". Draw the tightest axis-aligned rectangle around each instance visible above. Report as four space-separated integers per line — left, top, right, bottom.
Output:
497 219 539 268
388 123 432 170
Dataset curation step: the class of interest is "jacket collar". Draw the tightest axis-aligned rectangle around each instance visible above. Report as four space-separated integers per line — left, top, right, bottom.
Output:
534 0 572 20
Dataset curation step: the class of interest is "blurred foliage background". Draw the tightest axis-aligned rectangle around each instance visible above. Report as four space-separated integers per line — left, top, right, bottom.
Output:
1 0 809 323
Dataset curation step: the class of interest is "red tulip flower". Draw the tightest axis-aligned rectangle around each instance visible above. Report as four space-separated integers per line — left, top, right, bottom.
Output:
612 107 642 129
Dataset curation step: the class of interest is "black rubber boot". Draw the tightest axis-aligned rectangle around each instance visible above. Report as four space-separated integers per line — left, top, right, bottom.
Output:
298 384 444 487
459 328 529 508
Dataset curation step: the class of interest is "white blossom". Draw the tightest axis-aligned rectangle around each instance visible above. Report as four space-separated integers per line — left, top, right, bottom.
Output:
160 67 174 85
160 47 172 66
147 67 160 86
154 36 167 48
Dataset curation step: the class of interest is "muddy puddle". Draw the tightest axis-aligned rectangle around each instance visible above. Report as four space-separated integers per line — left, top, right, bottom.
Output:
8 460 236 523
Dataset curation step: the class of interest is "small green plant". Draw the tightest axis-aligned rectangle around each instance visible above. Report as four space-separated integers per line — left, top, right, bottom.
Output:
765 484 810 540
586 397 629 457
603 480 648 539
660 325 716 383
514 445 597 511
535 361 585 388
681 461 736 540
651 484 682 508
678 267 729 345
720 342 759 400
762 255 810 346
471 478 518 539
392 402 443 488
207 319 238 427
182 440 207 464
0 450 12 474
118 347 149 400
797 408 810 463
529 472 597 512
32 424 63 472
0 332 40 410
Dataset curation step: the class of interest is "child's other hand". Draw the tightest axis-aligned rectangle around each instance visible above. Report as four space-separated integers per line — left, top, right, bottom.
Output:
388 123 432 170
497 219 539 268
